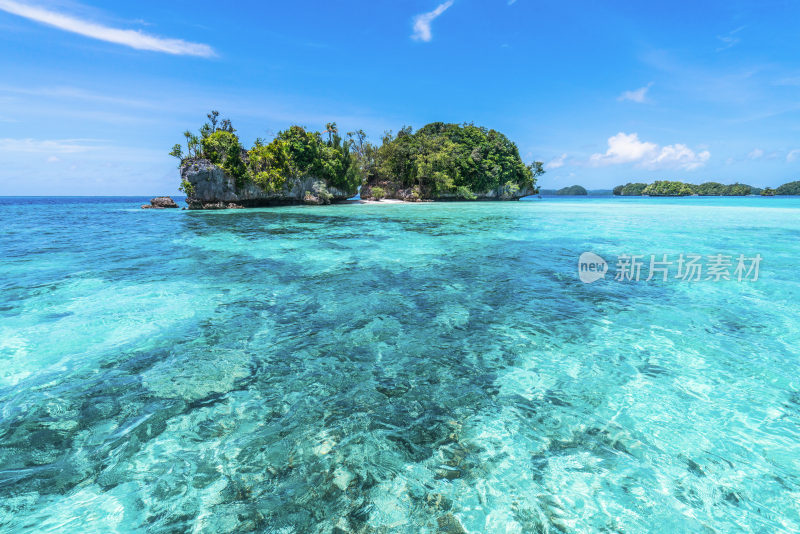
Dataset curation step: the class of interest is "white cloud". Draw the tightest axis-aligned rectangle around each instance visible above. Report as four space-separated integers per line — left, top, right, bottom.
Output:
716 26 745 52
411 1 454 42
0 138 107 153
590 132 710 171
0 0 215 57
590 133 656 164
618 82 653 103
748 148 764 159
547 153 567 169
787 149 800 162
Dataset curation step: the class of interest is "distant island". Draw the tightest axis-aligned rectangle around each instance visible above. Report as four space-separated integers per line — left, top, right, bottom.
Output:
612 180 800 197
773 181 800 195
172 112 544 209
539 185 588 196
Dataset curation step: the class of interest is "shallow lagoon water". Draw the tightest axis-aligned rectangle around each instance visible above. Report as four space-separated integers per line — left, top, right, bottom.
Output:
1 196 800 533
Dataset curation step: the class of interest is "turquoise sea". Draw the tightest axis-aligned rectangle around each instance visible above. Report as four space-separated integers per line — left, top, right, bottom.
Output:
1 196 800 533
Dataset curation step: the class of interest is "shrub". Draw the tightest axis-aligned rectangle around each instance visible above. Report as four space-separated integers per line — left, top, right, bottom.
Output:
456 186 477 200
201 130 247 184
179 178 195 197
247 141 289 193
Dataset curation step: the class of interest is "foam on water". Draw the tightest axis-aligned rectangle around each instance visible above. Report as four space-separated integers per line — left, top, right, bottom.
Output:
1 196 800 533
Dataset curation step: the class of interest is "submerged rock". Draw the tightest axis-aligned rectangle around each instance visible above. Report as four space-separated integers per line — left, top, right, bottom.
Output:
434 467 463 480
425 493 453 511
181 159 352 210
437 513 467 534
141 196 179 209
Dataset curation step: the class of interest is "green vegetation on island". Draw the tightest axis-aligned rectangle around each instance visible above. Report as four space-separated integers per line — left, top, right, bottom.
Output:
641 181 695 196
693 182 753 196
554 185 587 195
614 183 648 196
611 180 793 197
540 187 610 196
360 122 543 200
173 112 544 205
172 111 361 199
775 181 800 195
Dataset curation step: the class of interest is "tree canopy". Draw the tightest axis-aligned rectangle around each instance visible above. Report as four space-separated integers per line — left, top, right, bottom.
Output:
613 180 763 196
615 183 648 196
775 180 800 195
641 181 694 196
174 112 362 196
174 114 543 201
365 122 543 199
692 182 752 196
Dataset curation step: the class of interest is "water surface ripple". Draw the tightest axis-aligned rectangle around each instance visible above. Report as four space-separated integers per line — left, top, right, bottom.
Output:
1 196 799 533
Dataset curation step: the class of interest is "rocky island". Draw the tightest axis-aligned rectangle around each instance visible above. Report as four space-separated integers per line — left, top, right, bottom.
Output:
141 196 179 209
538 185 588 196
610 180 800 196
172 112 543 209
357 122 543 201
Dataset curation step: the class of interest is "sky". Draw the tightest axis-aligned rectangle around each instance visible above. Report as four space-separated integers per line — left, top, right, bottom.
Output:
1 0 799 195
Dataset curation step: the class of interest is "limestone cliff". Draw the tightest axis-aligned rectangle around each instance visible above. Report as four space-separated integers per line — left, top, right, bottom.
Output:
181 159 354 209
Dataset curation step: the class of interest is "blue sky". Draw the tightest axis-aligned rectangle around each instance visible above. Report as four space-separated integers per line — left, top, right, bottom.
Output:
1 0 799 195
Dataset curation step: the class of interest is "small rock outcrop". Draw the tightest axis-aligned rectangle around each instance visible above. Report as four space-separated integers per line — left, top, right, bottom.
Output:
181 159 353 209
141 196 179 209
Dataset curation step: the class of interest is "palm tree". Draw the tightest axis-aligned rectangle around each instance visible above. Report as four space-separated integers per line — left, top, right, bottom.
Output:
207 110 220 131
325 122 338 145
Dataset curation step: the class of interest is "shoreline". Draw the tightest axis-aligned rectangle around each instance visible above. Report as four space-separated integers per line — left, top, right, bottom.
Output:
340 198 414 205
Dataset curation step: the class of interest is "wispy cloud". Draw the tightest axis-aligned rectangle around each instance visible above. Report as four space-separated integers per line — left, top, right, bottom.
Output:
787 149 800 163
0 84 158 108
0 0 215 57
716 26 745 52
747 148 764 159
547 153 567 169
590 132 710 171
618 82 653 103
411 1 454 42
0 137 108 153
774 76 800 87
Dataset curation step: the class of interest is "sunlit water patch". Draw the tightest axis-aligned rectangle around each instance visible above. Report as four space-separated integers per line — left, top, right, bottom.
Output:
1 196 800 533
